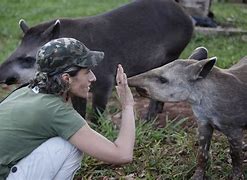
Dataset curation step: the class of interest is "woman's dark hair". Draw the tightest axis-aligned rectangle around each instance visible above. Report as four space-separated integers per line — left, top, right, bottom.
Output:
29 66 82 95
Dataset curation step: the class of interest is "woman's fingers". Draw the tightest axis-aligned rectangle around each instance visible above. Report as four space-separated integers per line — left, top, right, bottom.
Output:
118 64 124 74
116 64 127 86
122 73 127 85
115 64 135 107
116 65 120 85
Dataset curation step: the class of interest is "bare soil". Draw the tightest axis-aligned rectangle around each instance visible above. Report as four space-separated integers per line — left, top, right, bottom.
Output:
109 89 197 129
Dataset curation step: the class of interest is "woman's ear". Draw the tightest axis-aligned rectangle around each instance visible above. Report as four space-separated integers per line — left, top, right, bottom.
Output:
62 73 70 83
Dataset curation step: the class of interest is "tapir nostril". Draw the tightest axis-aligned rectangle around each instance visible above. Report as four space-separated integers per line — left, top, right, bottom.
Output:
5 77 18 85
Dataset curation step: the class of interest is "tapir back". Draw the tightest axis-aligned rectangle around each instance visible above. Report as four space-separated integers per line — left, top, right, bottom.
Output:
0 0 193 84
0 0 193 121
227 56 247 83
193 58 247 128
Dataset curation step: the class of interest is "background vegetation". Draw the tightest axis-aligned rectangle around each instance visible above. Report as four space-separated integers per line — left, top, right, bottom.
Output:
0 0 247 179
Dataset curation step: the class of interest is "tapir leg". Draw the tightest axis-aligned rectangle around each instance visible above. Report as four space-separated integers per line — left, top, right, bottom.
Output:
223 128 244 180
192 121 213 180
71 96 87 118
145 100 164 121
91 76 114 124
135 86 164 120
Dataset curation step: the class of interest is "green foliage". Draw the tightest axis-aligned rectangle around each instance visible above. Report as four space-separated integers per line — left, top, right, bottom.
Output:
76 113 247 179
212 2 247 30
181 34 247 68
0 0 130 61
77 117 198 179
179 3 247 69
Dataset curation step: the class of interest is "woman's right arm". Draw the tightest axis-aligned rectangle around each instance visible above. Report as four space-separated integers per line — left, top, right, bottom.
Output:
69 64 135 164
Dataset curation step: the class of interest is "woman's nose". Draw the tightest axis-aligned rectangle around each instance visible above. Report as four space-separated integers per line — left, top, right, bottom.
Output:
89 70 96 82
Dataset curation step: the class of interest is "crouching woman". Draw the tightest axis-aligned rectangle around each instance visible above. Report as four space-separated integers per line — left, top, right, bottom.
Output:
0 38 135 180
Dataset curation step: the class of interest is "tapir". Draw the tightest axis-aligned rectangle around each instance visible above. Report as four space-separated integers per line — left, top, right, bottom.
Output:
128 47 247 179
0 0 193 123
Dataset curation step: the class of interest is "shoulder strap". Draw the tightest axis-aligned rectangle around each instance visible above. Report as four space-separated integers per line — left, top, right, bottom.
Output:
0 83 29 104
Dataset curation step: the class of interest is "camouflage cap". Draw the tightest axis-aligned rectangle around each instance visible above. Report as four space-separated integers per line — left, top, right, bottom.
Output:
36 38 104 75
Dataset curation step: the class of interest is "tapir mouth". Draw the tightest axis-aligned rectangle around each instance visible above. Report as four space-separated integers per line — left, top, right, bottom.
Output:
0 77 21 90
135 86 150 98
0 77 19 91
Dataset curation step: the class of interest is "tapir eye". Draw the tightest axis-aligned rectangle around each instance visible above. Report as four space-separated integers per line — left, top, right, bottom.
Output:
18 57 36 68
157 76 168 84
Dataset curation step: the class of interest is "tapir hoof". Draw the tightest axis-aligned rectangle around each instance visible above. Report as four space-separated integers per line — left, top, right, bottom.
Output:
228 172 244 180
242 142 247 151
191 169 206 180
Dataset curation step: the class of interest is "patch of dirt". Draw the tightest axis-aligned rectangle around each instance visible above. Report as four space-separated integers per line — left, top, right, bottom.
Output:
109 90 197 129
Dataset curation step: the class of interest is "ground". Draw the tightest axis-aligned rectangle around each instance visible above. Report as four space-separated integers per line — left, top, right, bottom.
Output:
108 89 197 129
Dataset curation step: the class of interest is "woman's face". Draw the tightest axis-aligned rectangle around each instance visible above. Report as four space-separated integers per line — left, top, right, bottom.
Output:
68 68 96 98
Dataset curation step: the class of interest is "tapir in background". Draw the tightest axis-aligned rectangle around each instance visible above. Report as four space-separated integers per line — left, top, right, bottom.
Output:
128 47 247 179
0 0 193 123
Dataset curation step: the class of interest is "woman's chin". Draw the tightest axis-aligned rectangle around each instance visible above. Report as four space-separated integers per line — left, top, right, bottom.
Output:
81 91 89 98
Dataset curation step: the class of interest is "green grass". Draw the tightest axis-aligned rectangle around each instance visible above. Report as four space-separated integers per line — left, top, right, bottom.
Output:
1 1 247 179
77 116 197 179
181 34 247 68
0 0 129 59
76 113 241 179
212 2 247 29
180 3 247 69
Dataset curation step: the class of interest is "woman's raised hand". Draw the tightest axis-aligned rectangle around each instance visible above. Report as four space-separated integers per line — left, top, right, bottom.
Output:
116 64 134 108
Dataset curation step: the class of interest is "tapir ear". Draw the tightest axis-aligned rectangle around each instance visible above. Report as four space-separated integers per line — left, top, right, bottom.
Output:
41 20 60 40
188 47 208 60
19 19 29 34
188 57 217 80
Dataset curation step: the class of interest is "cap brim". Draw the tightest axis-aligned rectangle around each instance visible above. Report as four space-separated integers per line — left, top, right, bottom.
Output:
78 50 104 68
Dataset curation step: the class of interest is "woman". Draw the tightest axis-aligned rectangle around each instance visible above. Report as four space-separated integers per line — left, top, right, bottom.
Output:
0 38 135 180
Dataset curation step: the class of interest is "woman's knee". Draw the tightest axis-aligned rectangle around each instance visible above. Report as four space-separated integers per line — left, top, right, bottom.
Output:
7 137 82 180
45 137 82 160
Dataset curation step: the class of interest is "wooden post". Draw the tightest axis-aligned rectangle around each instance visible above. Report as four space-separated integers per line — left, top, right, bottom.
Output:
178 0 211 17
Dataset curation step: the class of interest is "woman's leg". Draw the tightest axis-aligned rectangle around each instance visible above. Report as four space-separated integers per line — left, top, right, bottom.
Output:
7 137 82 180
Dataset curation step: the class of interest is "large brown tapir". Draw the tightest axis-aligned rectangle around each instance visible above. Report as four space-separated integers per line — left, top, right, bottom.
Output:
0 0 193 123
